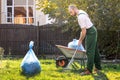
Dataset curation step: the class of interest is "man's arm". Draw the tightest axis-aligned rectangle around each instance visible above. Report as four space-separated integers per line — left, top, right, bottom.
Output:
78 28 86 45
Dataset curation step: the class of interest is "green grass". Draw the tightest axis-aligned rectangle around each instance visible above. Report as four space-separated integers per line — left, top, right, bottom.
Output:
0 58 120 80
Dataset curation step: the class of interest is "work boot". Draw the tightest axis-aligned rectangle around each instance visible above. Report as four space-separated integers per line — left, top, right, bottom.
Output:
80 69 91 76
94 68 101 73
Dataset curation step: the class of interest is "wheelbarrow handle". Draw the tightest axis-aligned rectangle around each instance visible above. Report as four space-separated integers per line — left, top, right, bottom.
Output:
66 46 79 68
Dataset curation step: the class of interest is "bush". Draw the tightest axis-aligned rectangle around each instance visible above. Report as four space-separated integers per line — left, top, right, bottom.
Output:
98 30 119 59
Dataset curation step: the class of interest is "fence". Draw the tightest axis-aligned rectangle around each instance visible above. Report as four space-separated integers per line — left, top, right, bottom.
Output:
0 24 120 59
39 25 73 55
0 24 73 55
0 24 38 55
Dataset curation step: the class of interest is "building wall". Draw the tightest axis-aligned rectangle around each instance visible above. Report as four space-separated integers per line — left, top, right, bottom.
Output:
0 0 1 24
35 10 47 26
1 0 6 24
0 0 51 25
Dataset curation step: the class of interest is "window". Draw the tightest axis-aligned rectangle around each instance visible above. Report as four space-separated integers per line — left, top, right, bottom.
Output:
14 7 27 24
7 18 12 22
14 0 26 5
7 0 12 23
29 7 33 17
7 7 12 23
7 0 12 6
28 0 34 5
28 6 34 24
7 7 12 17
6 0 35 24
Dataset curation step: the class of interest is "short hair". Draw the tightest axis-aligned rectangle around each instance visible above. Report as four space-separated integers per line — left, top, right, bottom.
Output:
68 4 78 10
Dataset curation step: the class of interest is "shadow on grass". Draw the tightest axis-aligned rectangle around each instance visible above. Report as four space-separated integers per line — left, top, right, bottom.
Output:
71 69 85 73
41 61 53 65
57 68 85 73
92 71 109 80
70 69 109 80
57 68 109 80
20 71 40 80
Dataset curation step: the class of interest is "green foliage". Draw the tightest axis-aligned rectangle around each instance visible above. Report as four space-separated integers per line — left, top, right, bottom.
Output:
90 0 120 30
98 30 118 58
37 0 120 57
0 59 120 80
36 0 88 34
37 0 120 31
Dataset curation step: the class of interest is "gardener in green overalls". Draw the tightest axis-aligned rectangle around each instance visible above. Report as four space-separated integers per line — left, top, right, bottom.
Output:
68 4 102 75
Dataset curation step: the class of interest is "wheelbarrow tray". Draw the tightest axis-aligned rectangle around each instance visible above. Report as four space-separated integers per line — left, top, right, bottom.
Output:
56 45 86 59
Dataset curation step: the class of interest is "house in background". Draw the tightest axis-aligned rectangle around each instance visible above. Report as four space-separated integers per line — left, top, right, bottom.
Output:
0 0 1 23
0 0 51 25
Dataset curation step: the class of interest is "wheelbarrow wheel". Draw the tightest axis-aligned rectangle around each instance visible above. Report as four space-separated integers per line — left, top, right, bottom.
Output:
56 56 68 68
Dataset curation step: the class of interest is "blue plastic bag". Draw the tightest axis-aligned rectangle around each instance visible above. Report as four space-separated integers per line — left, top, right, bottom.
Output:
21 41 41 75
68 39 85 51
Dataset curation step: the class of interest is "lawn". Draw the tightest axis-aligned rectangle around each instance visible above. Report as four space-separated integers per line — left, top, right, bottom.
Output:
0 58 120 80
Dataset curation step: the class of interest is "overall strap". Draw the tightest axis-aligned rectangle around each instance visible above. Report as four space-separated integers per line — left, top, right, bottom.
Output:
78 13 86 16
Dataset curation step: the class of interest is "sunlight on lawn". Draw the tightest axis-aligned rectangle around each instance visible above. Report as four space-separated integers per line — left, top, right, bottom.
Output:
0 59 120 80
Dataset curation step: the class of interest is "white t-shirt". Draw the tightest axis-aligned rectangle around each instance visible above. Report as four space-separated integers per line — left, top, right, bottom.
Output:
77 10 93 29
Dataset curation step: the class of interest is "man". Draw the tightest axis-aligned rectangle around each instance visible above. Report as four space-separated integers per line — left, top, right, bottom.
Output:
68 4 102 75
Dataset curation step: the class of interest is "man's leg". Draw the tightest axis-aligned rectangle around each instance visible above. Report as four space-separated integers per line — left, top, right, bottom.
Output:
85 34 96 73
81 26 97 75
94 44 102 70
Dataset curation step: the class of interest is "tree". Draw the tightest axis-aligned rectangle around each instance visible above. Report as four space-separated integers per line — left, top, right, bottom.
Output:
36 0 88 33
37 0 120 57
87 0 120 30
37 0 120 31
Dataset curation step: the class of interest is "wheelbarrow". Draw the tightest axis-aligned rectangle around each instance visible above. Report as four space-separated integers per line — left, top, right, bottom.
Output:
56 45 87 70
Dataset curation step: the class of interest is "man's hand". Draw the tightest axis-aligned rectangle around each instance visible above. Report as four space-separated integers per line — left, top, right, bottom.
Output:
78 40 82 46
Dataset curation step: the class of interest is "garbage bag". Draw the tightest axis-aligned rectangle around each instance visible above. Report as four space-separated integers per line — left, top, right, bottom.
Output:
68 39 85 51
21 41 41 75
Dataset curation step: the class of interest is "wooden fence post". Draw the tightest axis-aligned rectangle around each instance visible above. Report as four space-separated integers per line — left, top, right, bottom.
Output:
36 25 39 55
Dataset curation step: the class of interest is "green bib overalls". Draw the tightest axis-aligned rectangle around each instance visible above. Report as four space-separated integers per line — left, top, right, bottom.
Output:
85 26 102 72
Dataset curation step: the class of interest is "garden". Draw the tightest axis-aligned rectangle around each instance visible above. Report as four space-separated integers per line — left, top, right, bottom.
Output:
0 0 120 80
0 58 120 80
